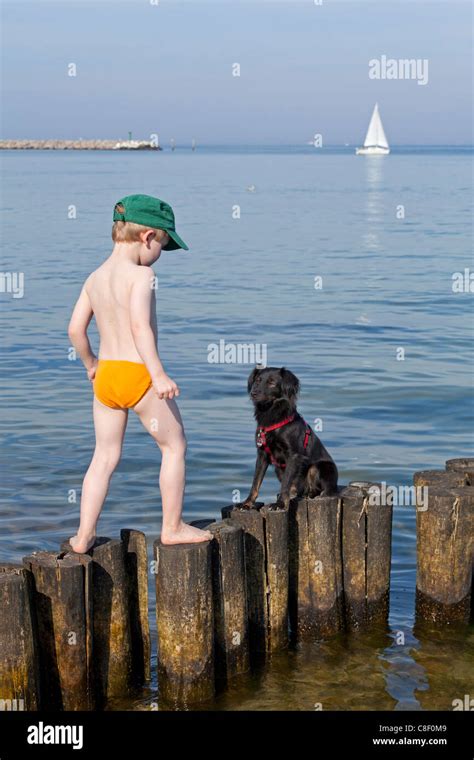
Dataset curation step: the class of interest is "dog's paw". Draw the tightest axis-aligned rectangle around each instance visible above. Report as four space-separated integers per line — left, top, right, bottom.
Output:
271 499 289 511
238 500 257 511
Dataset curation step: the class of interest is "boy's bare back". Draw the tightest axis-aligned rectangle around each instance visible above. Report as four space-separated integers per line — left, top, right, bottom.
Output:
85 257 157 363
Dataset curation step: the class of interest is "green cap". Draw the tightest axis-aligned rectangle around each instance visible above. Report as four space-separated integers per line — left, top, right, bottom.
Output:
113 194 189 251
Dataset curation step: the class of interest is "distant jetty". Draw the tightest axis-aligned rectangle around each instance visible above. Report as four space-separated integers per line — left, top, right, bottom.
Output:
0 139 161 151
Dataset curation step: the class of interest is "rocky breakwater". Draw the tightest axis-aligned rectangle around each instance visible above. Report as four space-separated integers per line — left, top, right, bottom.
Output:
0 139 161 150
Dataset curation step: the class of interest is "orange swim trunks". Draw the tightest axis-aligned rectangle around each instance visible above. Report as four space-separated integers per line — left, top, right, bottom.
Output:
93 360 153 409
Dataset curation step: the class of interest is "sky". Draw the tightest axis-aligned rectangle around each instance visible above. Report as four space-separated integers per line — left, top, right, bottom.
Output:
1 0 472 145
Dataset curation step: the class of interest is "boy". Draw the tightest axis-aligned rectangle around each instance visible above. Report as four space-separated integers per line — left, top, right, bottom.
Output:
67 194 212 552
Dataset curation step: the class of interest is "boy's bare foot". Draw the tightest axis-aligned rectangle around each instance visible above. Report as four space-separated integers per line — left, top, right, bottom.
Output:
68 534 96 554
161 522 212 545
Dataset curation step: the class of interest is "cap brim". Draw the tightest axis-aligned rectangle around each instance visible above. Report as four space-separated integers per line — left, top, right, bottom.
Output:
163 230 189 251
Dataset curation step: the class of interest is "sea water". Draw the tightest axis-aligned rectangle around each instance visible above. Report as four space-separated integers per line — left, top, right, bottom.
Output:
0 145 472 710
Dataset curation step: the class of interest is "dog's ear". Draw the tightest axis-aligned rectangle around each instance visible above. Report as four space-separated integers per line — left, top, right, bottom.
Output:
279 367 300 400
247 367 261 394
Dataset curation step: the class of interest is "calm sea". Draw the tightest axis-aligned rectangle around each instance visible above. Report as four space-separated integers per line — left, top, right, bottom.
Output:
0 145 473 710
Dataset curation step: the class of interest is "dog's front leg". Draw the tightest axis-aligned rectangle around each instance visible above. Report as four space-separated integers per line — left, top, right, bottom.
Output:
274 455 300 510
241 448 269 509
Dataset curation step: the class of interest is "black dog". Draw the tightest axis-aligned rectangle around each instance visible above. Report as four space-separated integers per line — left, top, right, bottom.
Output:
241 367 338 510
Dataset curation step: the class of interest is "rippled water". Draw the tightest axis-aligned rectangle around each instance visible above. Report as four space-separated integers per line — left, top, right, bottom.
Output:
0 146 473 710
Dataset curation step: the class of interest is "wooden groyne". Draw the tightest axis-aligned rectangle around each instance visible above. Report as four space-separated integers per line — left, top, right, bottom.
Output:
0 139 160 151
0 460 472 709
0 565 40 710
191 519 249 681
0 530 150 711
415 458 474 625
221 506 289 655
154 537 214 704
288 494 344 638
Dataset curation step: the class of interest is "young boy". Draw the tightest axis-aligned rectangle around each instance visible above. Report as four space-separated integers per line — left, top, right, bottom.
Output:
67 194 212 552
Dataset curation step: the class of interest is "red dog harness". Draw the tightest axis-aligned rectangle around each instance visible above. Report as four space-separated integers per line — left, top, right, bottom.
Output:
256 414 312 469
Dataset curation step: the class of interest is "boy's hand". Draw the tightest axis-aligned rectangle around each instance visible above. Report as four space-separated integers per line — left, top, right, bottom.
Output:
152 373 180 400
87 357 99 382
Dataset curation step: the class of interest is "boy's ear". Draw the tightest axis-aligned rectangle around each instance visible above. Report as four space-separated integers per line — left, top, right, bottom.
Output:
145 230 156 246
247 367 261 394
279 367 300 401
140 230 155 247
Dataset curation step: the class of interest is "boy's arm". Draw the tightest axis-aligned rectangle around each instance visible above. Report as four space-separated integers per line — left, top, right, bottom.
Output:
129 268 179 399
68 283 96 372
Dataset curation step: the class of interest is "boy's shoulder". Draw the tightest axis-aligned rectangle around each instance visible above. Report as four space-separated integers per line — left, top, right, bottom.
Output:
82 269 96 292
129 265 156 290
83 262 156 297
132 264 155 279
83 264 105 294
85 261 155 287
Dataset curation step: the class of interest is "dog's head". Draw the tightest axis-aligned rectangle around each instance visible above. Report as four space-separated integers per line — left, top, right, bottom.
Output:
247 366 300 406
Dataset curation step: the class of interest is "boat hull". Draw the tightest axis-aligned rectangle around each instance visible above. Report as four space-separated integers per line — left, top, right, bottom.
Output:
355 146 390 155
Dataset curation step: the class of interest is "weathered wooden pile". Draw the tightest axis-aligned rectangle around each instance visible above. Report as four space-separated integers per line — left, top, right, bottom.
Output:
0 530 150 710
1 458 472 710
414 458 474 625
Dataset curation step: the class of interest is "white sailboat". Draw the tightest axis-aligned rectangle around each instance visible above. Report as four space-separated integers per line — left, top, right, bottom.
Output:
356 103 390 155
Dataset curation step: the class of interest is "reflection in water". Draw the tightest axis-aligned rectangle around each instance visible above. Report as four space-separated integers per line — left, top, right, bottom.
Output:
108 628 474 711
362 157 385 252
107 617 474 712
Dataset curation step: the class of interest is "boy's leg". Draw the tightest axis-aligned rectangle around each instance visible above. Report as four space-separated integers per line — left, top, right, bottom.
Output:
70 397 128 553
133 388 212 544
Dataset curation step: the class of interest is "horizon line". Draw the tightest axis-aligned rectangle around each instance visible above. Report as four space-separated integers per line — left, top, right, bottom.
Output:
0 139 473 148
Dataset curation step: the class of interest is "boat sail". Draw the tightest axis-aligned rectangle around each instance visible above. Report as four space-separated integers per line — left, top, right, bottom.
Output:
356 103 390 155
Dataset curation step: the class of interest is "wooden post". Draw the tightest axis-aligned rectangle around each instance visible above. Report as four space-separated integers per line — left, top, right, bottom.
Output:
414 470 469 488
262 505 289 652
446 458 474 482
416 487 474 625
366 485 393 626
228 508 266 655
341 484 392 630
191 519 249 683
190 519 216 529
226 504 289 655
221 505 234 520
120 529 151 684
288 495 344 640
0 564 40 710
153 538 214 705
221 503 263 520
288 498 310 638
22 551 95 710
60 536 135 704
444 461 474 623
341 486 368 629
